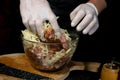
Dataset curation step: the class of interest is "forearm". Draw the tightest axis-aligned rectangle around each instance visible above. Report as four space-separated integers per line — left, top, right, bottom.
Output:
88 0 107 14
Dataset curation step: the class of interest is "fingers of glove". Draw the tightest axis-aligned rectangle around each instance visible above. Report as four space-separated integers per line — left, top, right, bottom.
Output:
49 16 61 38
20 8 32 30
71 10 85 27
20 4 30 29
76 13 93 32
70 6 81 21
23 20 30 30
35 20 44 40
82 16 98 34
28 19 37 34
22 16 31 30
88 22 99 35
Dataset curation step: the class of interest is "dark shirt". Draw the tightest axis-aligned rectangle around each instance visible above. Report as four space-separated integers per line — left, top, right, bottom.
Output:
48 0 88 16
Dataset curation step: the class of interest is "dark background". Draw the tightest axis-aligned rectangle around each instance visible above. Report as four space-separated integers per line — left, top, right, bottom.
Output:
0 0 119 63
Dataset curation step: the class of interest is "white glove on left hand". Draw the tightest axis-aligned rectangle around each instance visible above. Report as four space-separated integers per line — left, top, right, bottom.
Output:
70 2 99 35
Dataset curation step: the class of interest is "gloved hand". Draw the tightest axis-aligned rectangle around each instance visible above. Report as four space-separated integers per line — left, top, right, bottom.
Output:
20 0 61 40
70 2 99 35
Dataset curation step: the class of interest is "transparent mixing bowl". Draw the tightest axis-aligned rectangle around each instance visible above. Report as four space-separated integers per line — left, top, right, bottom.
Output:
22 31 79 71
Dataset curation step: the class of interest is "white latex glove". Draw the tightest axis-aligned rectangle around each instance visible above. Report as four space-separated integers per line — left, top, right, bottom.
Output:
70 2 99 35
20 0 61 39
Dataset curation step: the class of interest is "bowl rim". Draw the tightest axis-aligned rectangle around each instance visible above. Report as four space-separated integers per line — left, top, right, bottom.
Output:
22 30 79 44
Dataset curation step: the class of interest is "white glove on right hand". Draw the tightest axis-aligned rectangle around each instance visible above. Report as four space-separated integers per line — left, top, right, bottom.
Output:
70 2 99 35
20 0 61 39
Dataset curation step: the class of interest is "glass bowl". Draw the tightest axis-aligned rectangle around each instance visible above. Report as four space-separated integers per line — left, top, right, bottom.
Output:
22 31 79 71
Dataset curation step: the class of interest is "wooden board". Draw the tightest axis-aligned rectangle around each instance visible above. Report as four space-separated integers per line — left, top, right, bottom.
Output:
0 53 100 80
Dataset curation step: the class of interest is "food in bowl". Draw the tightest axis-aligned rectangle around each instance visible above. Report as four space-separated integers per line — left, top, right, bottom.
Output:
22 21 79 71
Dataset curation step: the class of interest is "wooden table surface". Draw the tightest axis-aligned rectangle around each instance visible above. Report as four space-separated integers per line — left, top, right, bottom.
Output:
0 53 101 80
